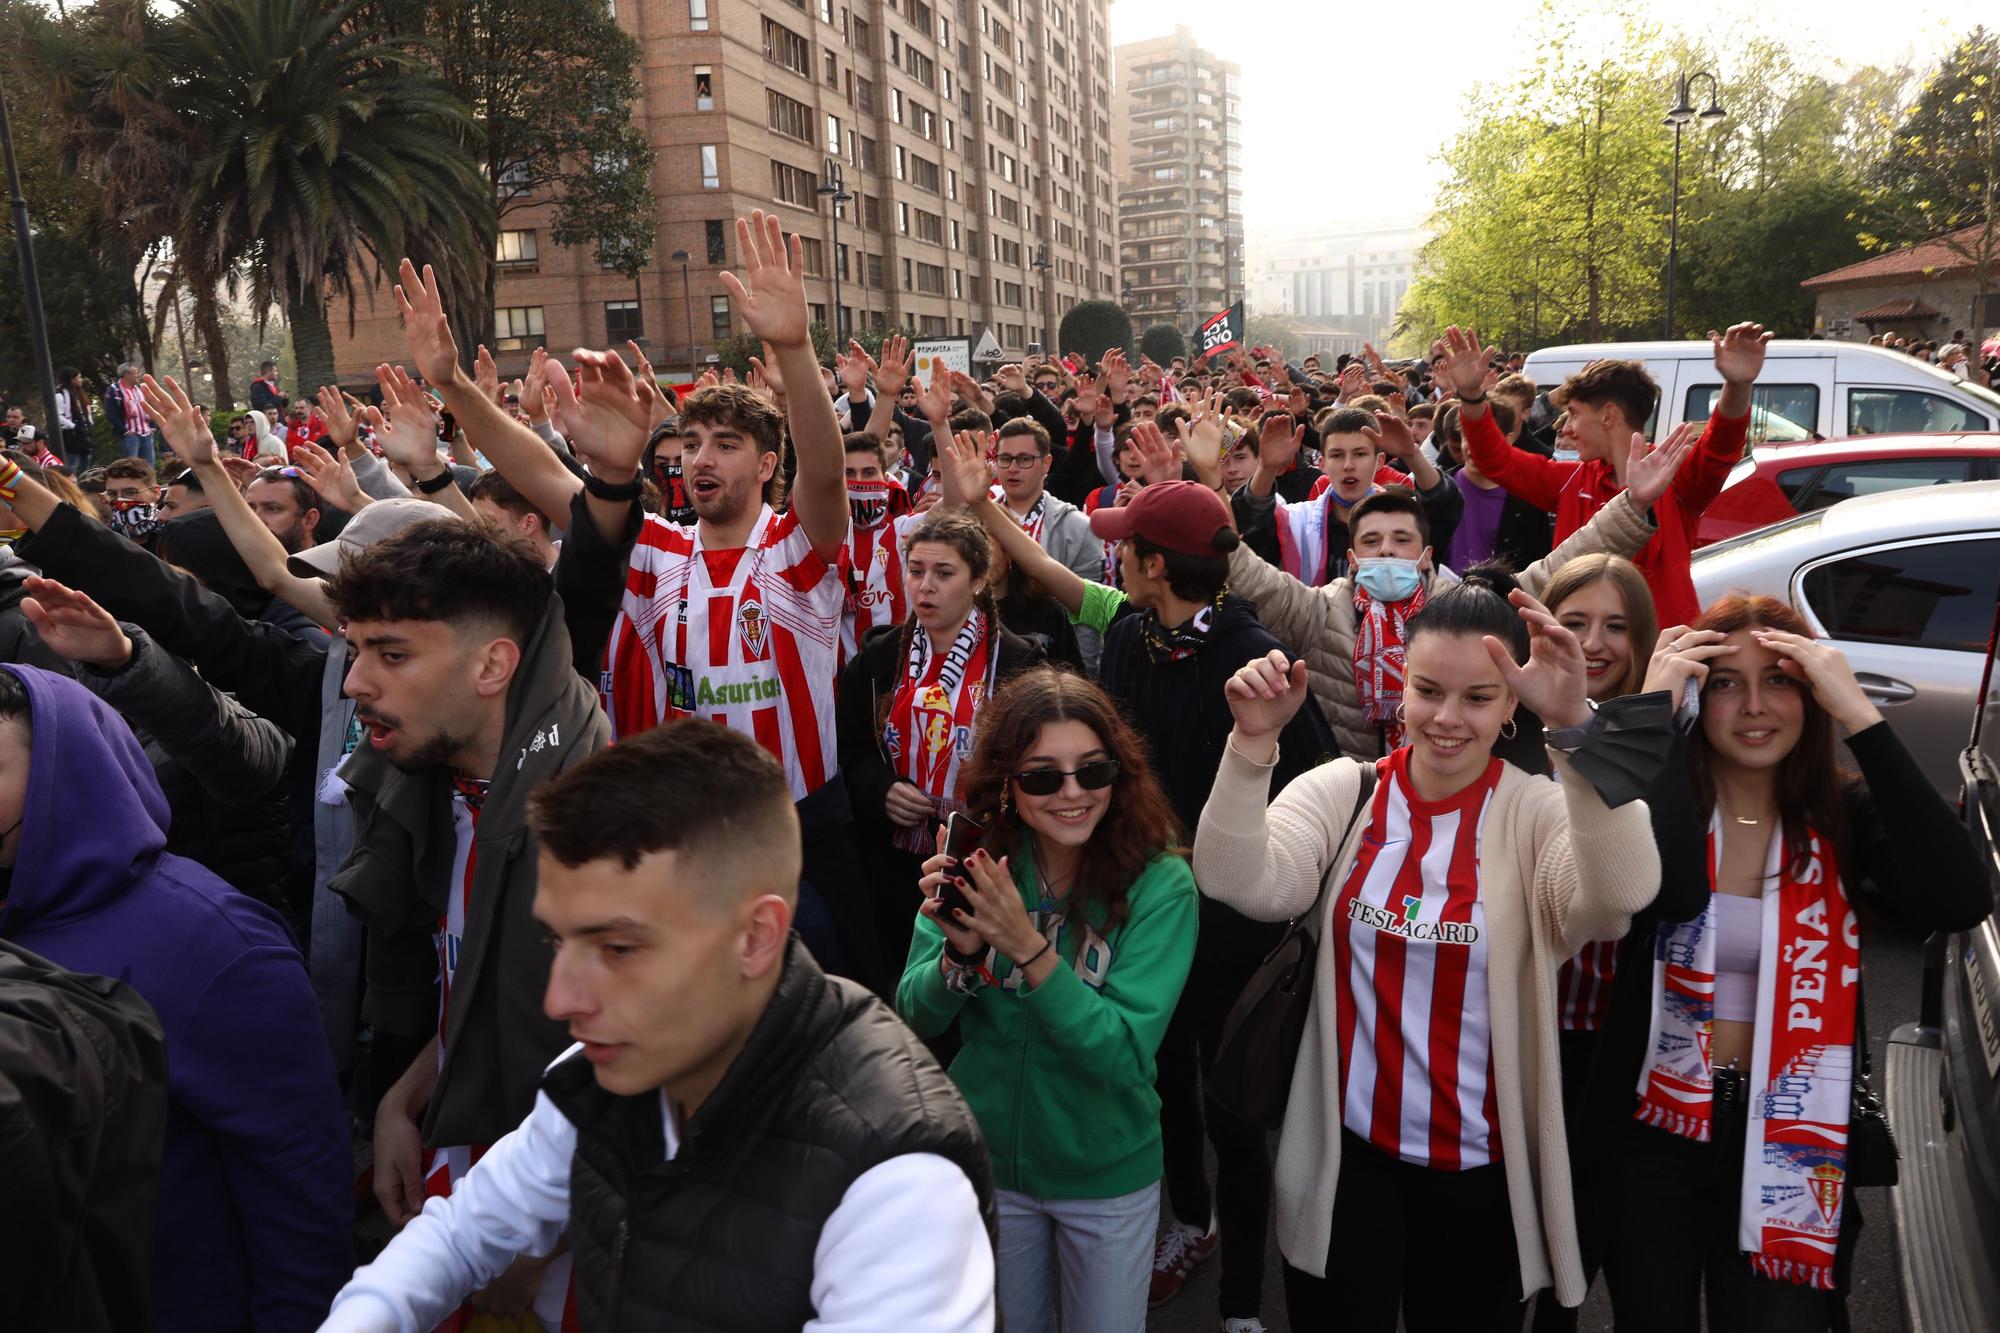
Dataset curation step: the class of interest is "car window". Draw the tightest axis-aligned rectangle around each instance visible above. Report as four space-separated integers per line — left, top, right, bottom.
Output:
1685 383 1818 444
1847 388 1985 435
1775 466 1820 504
1802 536 2000 652
1808 457 1980 509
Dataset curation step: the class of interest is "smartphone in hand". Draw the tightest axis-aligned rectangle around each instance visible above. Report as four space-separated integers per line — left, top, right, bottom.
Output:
936 811 983 922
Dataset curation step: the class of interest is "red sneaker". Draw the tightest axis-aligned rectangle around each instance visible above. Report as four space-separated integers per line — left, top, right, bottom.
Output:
1148 1220 1219 1307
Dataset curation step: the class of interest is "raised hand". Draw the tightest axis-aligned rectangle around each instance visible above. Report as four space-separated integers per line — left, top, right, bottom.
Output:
1070 373 1103 419
392 259 464 388
994 362 1028 397
1256 410 1303 473
941 430 995 507
1623 422 1700 509
1225 649 1311 747
20 575 132 670
1129 421 1181 485
626 341 668 424
838 341 874 400
1751 627 1882 733
875 334 914 402
718 211 810 350
316 385 360 454
140 374 216 468
548 353 646 478
1437 326 1496 402
948 369 994 415
1175 390 1225 487
1711 322 1773 385
368 364 445 472
289 440 370 514
513 347 551 425
1483 589 1590 729
473 344 504 406
1641 625 1735 700
911 359 955 425
1102 347 1130 400
1337 361 1368 400
1361 410 1419 462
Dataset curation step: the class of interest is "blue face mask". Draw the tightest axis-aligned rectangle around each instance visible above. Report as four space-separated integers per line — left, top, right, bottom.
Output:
1553 446 1581 464
1355 556 1423 602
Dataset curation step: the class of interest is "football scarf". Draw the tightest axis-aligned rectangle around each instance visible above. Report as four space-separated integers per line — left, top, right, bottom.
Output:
1635 812 1860 1290
1351 579 1424 749
884 610 991 855
1140 588 1225 664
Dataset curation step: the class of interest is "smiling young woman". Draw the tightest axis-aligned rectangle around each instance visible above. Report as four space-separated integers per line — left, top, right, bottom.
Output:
1593 595 1989 1332
894 666 1196 1333
1194 566 1668 1332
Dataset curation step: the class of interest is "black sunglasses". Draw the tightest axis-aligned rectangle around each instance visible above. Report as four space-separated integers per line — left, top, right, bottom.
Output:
1010 760 1120 797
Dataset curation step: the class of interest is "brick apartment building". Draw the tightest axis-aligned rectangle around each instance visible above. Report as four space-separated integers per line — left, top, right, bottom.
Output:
331 0 1122 384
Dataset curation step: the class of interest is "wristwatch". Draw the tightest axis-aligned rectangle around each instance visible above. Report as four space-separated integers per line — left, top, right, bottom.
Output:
414 467 456 495
1543 699 1601 752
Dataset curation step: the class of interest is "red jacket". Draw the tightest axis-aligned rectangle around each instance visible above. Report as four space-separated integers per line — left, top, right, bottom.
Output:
1462 405 1749 627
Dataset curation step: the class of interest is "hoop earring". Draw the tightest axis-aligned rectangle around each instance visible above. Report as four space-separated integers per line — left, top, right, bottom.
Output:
1394 701 1406 722
1501 717 1518 740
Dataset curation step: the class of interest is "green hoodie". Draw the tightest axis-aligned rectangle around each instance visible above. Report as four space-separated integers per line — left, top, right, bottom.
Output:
896 839 1197 1200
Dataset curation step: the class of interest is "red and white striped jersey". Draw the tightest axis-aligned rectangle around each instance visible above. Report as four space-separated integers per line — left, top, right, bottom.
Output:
1332 748 1503 1171
1557 940 1618 1031
841 513 923 659
600 506 846 801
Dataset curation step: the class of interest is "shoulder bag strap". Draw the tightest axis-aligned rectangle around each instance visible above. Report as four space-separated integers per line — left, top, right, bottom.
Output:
1301 761 1378 943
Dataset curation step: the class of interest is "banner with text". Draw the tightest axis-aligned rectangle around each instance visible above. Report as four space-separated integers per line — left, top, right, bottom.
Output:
1197 301 1245 362
914 337 973 382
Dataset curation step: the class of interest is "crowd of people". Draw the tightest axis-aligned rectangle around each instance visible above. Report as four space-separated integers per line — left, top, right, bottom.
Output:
0 208 1989 1333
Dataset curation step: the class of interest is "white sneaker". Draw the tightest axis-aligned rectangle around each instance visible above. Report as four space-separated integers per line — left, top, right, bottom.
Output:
1222 1319 1268 1333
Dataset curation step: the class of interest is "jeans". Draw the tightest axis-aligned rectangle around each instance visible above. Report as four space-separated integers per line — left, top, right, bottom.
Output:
1602 1070 1835 1333
1283 1129 1523 1333
995 1181 1159 1333
1157 962 1271 1319
120 430 155 464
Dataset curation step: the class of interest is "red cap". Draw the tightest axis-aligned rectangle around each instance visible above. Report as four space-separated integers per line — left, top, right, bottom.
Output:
1088 481 1236 557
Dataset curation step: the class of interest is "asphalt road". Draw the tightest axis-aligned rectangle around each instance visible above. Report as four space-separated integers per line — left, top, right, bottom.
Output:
1144 928 1928 1333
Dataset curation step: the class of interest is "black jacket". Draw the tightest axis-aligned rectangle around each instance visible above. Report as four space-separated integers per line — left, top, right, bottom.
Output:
549 940 994 1330
1583 718 1990 1287
1099 593 1338 970
0 939 169 1333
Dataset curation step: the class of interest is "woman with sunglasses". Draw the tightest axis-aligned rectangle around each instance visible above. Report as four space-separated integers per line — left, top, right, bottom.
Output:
1195 567 1668 1331
896 666 1195 1333
1594 597 1988 1331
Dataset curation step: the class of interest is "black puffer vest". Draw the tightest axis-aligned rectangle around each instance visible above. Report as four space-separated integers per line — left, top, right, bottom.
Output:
545 939 996 1331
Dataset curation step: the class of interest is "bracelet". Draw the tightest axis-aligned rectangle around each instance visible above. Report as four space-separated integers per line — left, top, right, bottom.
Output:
582 470 644 502
1018 938 1053 971
414 468 456 495
0 456 21 501
1458 392 1487 405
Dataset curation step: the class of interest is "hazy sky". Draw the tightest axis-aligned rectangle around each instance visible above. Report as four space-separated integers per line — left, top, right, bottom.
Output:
1108 0 1971 231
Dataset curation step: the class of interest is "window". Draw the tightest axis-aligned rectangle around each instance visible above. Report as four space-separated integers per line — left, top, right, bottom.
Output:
866 253 885 289
497 160 532 198
495 229 538 265
771 160 818 206
915 262 946 295
705 219 728 264
910 154 940 193
914 209 942 244
1848 388 1987 436
763 17 811 75
710 295 732 340
852 16 870 54
494 306 545 352
694 66 714 111
1684 383 1818 445
1802 537 2000 652
1806 457 1983 510
688 0 708 29
824 51 837 86
798 237 825 276
768 90 813 142
826 113 841 155
605 300 643 344
699 145 720 189
897 200 909 234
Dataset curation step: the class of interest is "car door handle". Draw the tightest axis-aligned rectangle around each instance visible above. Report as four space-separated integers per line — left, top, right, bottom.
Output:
1855 673 1917 703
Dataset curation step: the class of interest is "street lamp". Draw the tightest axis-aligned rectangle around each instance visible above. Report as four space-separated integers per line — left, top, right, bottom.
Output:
1031 244 1053 353
817 159 852 342
0 70 59 444
1663 70 1725 338
669 249 694 386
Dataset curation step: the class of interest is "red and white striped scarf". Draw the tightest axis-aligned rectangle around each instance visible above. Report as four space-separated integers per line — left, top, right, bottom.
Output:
885 610 992 853
1351 581 1424 749
1635 811 1861 1290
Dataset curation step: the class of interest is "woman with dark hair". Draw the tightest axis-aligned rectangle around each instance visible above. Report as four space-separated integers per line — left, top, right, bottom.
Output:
1195 565 1667 1331
896 665 1196 1333
837 506 1045 975
1595 595 1988 1331
54 368 94 469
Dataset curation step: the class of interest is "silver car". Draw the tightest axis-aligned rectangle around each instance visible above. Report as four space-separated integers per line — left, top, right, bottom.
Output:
1690 478 2000 795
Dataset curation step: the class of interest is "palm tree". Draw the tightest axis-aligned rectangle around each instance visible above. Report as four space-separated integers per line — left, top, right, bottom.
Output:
172 0 488 390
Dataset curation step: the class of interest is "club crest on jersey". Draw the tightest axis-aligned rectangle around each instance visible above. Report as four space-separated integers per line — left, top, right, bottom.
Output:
738 598 768 657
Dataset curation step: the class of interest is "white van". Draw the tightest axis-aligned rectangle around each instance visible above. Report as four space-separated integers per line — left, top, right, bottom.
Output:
1521 340 2000 445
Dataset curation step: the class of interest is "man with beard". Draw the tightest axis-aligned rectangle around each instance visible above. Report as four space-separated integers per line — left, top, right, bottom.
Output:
387 213 885 990
324 517 608 1330
247 468 322 555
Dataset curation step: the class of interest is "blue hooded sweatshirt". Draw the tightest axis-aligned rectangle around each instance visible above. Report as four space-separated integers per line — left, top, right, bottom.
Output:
0 665 351 1332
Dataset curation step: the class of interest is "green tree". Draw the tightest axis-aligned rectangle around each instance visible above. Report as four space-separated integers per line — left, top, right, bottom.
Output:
363 0 656 348
1138 322 1187 365
1866 28 2000 334
171 0 489 390
0 228 144 408
1058 300 1132 363
1243 313 1302 360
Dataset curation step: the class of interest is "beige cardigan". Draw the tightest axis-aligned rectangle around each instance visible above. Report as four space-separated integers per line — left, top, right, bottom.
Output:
1194 741 1660 1307
1227 489 1658 759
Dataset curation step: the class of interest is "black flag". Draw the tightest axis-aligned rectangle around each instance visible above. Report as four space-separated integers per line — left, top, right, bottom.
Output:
1197 301 1244 361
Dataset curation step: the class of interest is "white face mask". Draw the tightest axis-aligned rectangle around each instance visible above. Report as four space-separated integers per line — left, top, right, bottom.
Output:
1553 447 1581 464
